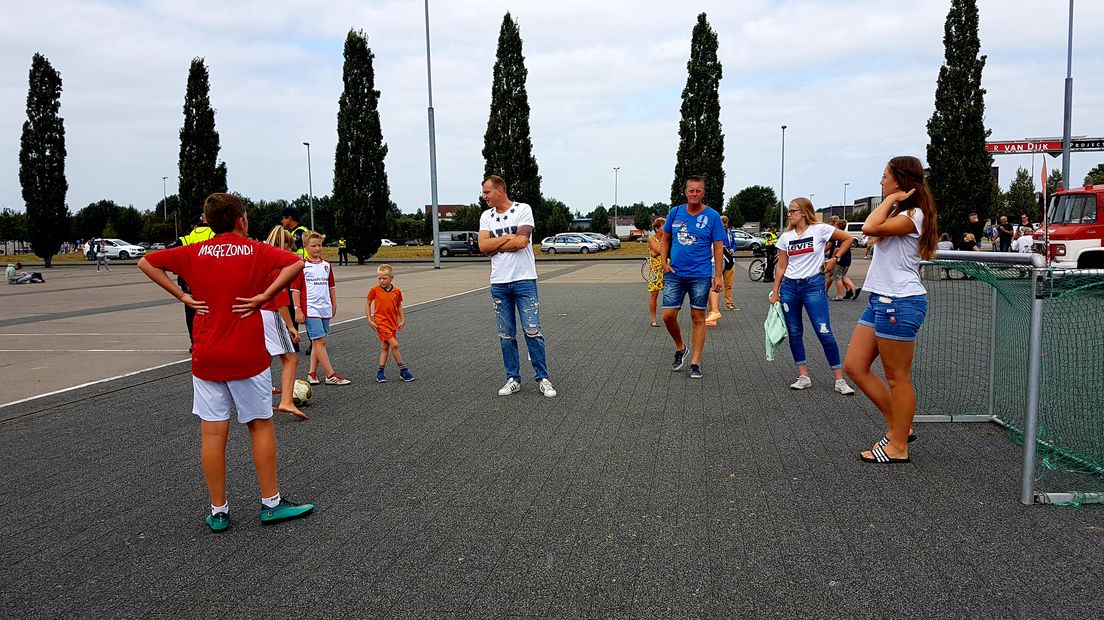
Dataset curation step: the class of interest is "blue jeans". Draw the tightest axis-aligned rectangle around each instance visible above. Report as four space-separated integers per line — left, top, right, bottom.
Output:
858 294 928 341
662 272 712 310
779 274 841 368
491 279 549 382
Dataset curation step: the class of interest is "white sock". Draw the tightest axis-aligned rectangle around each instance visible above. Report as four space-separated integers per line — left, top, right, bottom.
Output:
261 493 281 508
211 503 229 516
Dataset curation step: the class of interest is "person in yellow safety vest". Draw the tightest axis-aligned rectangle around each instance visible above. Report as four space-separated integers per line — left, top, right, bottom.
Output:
281 207 310 258
172 214 216 347
763 223 779 283
337 236 349 266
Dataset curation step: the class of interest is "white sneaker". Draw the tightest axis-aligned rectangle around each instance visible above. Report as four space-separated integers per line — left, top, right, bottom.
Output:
498 378 521 396
538 378 557 398
834 379 856 395
790 375 812 390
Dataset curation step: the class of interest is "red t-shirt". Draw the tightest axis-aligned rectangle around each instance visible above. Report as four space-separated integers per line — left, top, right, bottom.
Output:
145 233 301 381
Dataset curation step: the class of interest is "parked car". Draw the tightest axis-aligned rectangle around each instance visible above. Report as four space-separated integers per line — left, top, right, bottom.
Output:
844 222 867 246
85 238 146 260
581 232 621 249
149 243 166 250
539 234 601 254
436 231 481 256
729 229 764 251
404 239 423 246
380 238 398 247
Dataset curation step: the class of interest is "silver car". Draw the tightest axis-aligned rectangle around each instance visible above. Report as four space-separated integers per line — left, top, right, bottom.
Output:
581 232 621 250
540 234 601 254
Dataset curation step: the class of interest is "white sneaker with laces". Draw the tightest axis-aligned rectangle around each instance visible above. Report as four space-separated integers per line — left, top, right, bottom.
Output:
790 375 812 390
538 378 557 398
498 378 521 396
834 379 855 395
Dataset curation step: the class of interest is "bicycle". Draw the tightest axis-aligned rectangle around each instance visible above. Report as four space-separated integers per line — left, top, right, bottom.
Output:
747 246 768 281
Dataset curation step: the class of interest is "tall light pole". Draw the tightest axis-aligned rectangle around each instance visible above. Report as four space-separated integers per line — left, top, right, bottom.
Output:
612 166 620 238
1060 0 1075 187
425 0 441 269
843 182 850 219
302 142 315 231
779 125 787 230
161 176 169 220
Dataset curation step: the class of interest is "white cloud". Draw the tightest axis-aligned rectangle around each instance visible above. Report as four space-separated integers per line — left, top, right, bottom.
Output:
1 0 1100 223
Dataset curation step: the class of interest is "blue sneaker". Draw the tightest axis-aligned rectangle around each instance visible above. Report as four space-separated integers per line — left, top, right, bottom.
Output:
399 367 414 382
376 370 388 383
205 512 230 533
259 498 314 525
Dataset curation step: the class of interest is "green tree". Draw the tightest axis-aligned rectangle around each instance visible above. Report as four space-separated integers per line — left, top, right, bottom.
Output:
732 185 778 224
19 53 69 266
1004 167 1037 219
1085 163 1104 186
482 13 543 235
451 205 483 231
589 205 609 234
72 200 121 241
0 209 30 242
631 202 653 232
1046 168 1064 196
670 13 725 212
846 207 871 223
723 196 745 227
178 58 227 217
333 30 392 264
112 205 143 241
926 0 993 240
542 197 571 237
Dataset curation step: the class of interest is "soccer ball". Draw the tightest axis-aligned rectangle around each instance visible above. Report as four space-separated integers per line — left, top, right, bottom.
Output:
292 379 313 406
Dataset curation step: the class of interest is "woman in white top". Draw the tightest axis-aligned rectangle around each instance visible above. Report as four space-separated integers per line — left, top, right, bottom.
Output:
842 156 939 464
768 197 856 395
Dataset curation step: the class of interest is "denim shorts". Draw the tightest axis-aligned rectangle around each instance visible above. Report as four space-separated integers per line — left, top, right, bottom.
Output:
858 294 928 341
662 272 712 310
304 317 331 340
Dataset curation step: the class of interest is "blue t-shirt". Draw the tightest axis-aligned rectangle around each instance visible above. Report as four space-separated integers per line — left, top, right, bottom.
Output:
663 204 727 278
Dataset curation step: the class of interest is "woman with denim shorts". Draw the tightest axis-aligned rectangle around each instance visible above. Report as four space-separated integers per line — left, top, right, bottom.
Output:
768 197 856 395
842 156 939 464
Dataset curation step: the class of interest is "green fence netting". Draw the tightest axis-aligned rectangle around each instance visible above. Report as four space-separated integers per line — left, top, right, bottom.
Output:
915 261 1104 493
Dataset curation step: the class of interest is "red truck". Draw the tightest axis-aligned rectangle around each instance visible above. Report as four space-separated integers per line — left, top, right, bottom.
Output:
1035 184 1104 268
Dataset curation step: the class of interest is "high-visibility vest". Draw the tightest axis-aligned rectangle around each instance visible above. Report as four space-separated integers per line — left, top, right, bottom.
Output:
338 238 347 250
179 226 215 246
764 231 779 246
290 225 310 258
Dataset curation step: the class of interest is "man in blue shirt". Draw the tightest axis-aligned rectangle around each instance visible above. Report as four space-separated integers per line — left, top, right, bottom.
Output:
660 176 726 378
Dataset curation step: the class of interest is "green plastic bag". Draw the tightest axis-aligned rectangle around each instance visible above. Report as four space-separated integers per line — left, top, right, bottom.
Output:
764 300 787 361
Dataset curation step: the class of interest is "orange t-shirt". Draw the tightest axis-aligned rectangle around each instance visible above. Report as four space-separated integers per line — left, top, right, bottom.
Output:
367 285 402 331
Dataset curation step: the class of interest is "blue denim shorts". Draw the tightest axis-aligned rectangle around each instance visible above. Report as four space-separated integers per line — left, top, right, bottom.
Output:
304 317 331 340
858 294 928 341
662 272 711 310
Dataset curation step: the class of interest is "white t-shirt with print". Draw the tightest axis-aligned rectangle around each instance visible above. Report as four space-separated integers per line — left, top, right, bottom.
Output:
777 223 836 280
862 209 926 297
479 202 538 284
1013 235 1034 253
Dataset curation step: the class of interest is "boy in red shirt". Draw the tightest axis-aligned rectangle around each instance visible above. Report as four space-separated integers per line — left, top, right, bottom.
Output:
138 193 314 532
365 264 413 382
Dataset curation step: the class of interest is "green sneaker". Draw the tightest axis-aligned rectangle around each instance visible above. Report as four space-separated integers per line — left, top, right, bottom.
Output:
205 512 230 533
259 498 314 525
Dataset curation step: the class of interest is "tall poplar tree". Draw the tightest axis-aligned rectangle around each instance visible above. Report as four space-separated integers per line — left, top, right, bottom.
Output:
333 29 391 263
19 53 69 267
178 58 227 217
670 13 725 211
1005 168 1038 219
926 0 992 238
482 13 543 235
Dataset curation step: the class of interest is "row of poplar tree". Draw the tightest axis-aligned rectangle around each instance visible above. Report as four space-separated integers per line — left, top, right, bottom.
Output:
18 2 1095 266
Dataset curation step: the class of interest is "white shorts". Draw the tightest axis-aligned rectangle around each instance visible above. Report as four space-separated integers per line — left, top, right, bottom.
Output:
262 309 296 356
192 369 273 423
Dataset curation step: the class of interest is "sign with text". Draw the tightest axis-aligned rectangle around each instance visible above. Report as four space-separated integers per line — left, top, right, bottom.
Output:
987 138 1104 155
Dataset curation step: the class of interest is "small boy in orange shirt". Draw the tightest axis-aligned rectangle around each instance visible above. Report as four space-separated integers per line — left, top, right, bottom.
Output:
365 264 413 382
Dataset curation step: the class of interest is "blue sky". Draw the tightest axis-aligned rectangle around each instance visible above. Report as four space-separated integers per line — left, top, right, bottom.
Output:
1 0 1100 221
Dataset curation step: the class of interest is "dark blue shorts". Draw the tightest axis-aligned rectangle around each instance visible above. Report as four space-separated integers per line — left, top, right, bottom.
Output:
858 294 928 341
662 272 711 310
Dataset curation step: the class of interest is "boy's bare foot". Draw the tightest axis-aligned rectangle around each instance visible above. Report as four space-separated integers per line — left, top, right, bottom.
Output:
274 405 308 420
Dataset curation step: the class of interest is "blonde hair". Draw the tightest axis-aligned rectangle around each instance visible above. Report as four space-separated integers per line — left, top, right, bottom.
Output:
265 225 293 250
785 197 818 231
303 231 325 245
376 264 393 276
653 216 665 230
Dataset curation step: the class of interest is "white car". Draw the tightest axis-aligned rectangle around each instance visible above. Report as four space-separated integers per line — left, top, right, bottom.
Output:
540 234 601 254
581 232 621 250
380 239 398 247
87 238 146 260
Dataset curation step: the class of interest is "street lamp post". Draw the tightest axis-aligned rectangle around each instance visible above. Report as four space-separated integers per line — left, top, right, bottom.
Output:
425 0 441 269
779 125 787 230
843 182 850 219
612 166 620 238
1060 0 1075 186
303 142 315 232
161 176 169 220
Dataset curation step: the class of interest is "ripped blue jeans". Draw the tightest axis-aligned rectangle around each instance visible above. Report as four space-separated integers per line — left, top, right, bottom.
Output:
779 273 841 368
491 279 549 382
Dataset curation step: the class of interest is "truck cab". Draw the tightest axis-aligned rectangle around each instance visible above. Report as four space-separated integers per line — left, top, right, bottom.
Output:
1035 184 1104 268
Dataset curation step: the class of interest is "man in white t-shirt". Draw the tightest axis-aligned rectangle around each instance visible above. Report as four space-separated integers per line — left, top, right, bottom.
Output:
477 175 557 398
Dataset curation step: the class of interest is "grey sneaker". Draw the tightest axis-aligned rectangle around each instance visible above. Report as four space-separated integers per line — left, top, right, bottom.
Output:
834 379 855 395
790 375 812 390
498 378 521 396
538 378 557 398
689 364 703 379
672 347 690 372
